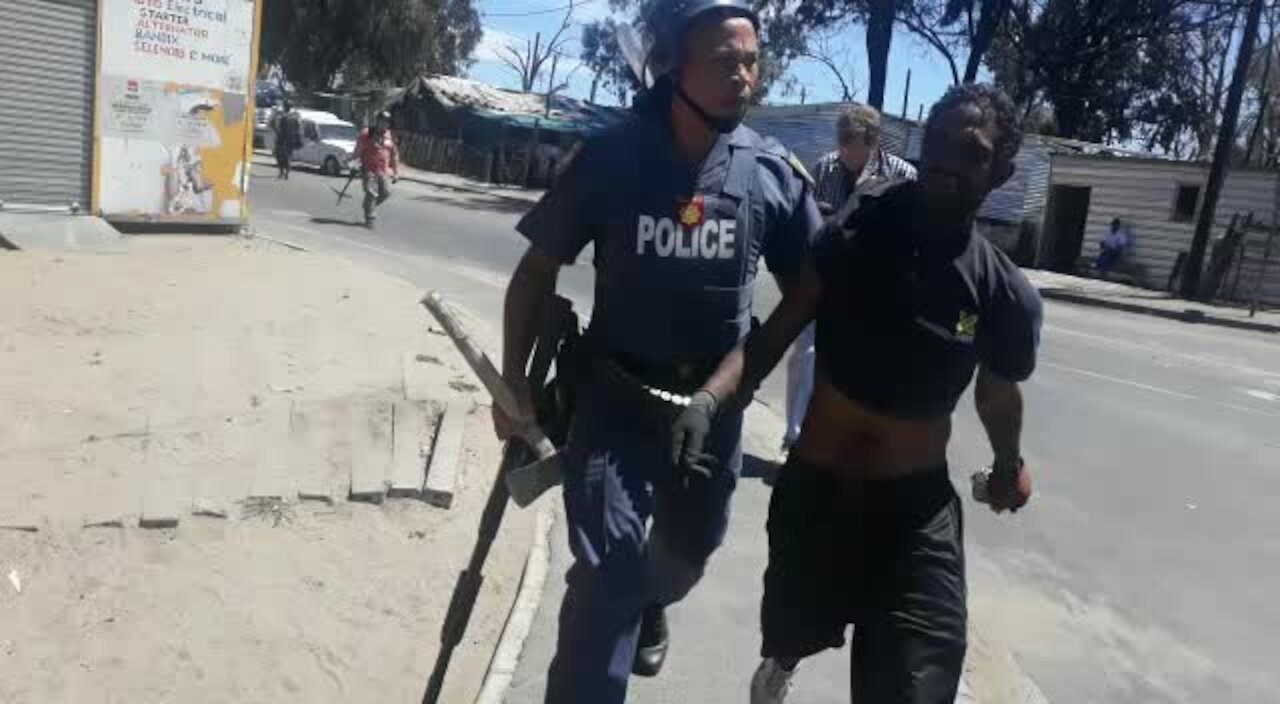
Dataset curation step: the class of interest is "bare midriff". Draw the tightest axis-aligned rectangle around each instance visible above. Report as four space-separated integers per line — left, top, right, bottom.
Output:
791 369 952 480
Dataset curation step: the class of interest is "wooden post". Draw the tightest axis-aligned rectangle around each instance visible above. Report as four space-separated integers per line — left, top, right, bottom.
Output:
545 53 559 117
454 126 464 175
525 120 541 188
902 69 912 119
1253 219 1278 316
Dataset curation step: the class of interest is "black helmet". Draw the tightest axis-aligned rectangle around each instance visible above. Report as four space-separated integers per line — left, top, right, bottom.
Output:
647 0 759 77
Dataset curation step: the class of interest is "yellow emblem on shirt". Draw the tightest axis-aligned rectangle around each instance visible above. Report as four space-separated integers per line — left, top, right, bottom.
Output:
956 311 980 339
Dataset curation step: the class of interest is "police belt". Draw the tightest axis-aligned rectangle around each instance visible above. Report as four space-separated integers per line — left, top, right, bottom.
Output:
581 340 719 421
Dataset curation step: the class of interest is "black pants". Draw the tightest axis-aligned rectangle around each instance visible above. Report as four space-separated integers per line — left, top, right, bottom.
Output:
761 458 966 703
274 149 292 177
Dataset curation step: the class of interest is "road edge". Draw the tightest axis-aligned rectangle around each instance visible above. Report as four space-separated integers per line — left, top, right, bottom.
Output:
1037 288 1279 335
474 507 557 704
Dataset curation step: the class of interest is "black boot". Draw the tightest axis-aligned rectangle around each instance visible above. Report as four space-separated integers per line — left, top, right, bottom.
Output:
633 606 669 677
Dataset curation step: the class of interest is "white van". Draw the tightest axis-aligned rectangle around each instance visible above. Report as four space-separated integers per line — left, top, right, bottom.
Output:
290 110 359 176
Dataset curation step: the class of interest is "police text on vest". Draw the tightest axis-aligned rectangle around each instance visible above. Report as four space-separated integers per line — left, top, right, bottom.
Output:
636 216 736 259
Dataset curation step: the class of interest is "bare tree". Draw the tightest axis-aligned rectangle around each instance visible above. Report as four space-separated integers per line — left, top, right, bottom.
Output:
498 0 577 92
898 1 964 85
802 28 861 101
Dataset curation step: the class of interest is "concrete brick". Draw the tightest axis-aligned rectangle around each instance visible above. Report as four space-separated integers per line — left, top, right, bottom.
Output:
247 473 291 502
403 351 435 402
139 512 180 530
289 400 353 504
297 486 335 505
192 500 229 519
388 401 434 500
423 402 468 509
348 399 393 504
140 481 182 529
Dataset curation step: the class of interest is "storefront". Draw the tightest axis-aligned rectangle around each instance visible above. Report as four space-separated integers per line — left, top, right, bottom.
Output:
0 0 99 210
0 0 262 225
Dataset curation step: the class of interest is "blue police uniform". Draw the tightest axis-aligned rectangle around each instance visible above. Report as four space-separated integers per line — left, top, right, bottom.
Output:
517 102 821 703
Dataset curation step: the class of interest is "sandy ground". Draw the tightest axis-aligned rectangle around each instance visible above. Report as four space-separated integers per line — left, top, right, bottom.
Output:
0 237 533 703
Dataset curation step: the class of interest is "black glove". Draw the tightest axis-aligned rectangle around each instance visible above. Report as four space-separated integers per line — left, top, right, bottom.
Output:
671 390 718 478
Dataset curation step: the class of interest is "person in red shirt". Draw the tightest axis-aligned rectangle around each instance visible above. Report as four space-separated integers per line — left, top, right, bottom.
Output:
355 111 401 227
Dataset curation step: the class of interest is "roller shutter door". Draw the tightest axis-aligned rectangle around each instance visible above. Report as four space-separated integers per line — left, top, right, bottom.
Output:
0 0 97 208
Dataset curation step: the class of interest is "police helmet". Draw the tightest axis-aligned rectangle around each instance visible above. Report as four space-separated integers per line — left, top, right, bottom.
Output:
647 0 760 77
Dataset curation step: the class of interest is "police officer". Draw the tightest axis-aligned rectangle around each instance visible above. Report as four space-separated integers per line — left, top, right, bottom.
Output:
692 84 1041 703
493 1 822 702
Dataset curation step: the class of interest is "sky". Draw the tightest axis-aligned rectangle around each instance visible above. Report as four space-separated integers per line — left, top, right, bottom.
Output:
468 0 964 120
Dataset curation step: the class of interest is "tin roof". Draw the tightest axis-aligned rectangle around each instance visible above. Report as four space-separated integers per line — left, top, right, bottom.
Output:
399 75 627 133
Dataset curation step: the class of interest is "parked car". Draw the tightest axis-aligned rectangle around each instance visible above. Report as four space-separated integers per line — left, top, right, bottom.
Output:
254 85 284 150
254 106 275 150
290 110 359 176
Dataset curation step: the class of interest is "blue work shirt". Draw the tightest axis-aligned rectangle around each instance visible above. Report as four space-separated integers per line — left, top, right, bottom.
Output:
517 110 822 368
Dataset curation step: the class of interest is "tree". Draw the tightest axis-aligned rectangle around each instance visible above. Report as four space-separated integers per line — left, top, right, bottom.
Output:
1183 0 1266 299
1243 6 1280 165
499 1 578 92
871 0 1015 87
801 27 862 101
261 0 481 90
581 18 643 104
987 0 1246 144
942 0 1015 82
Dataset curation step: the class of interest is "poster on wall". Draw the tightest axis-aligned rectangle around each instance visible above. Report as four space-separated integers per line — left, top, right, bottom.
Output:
95 0 261 223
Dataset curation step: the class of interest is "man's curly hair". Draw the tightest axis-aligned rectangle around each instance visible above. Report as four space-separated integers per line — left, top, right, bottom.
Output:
927 83 1023 166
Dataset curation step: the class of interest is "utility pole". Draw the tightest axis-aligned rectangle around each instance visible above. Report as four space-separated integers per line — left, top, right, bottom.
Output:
1182 0 1266 299
545 52 559 117
902 69 912 119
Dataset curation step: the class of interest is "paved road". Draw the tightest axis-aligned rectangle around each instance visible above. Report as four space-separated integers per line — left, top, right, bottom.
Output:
249 164 1280 703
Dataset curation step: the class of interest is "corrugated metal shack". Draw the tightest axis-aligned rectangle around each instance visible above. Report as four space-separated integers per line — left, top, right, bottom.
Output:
386 75 627 186
1042 154 1280 307
744 103 1278 308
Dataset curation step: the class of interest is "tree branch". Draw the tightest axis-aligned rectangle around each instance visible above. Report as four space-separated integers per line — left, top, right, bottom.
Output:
898 13 962 84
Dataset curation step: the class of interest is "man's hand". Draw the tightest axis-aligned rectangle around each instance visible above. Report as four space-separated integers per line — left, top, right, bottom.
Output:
671 390 718 478
492 374 536 441
986 457 1032 513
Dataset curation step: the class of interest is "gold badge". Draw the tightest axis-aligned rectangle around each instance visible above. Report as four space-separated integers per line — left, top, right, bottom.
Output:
956 311 980 338
678 195 705 227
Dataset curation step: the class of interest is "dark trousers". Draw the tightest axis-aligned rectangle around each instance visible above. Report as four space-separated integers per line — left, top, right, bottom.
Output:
274 149 292 178
1096 244 1123 274
362 172 391 223
762 458 967 703
544 384 743 704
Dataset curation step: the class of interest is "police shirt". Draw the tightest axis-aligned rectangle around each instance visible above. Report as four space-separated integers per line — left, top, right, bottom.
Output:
813 182 1043 420
517 111 822 367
